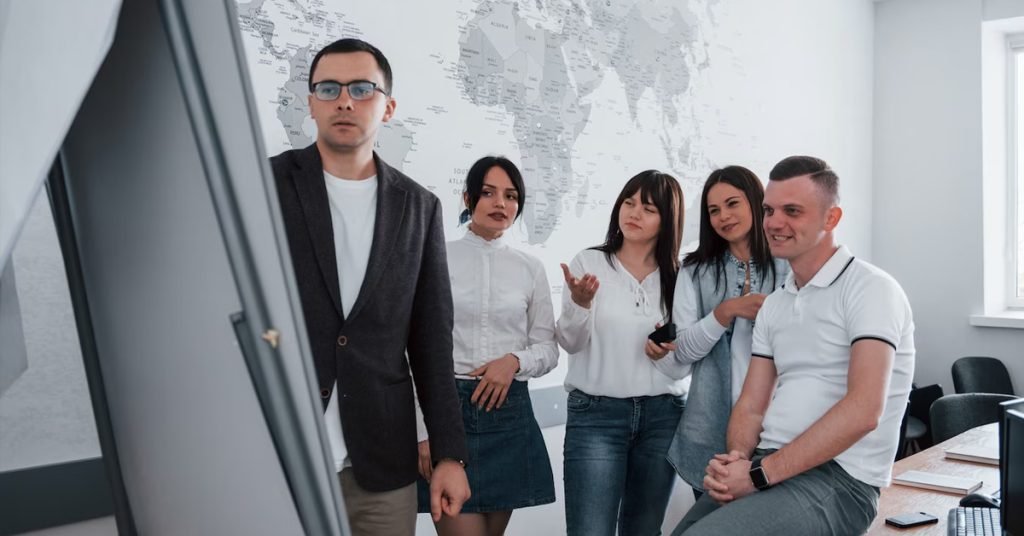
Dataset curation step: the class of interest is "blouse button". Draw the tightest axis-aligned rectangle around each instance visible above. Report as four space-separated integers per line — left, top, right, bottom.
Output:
320 389 330 399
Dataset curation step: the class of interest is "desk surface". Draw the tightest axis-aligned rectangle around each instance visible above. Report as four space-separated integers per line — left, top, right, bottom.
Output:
867 423 999 535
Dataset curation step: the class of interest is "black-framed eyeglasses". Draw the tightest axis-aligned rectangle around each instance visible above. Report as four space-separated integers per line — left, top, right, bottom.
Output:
311 80 388 101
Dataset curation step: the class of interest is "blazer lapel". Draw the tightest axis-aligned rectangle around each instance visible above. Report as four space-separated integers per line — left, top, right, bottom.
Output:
292 144 344 319
346 154 406 321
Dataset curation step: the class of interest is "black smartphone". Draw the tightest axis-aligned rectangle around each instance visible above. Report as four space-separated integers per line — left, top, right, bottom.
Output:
648 323 677 344
884 512 939 528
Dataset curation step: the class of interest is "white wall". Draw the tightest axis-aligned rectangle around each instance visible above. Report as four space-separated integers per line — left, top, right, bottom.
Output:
873 0 1024 393
407 0 877 532
697 0 876 259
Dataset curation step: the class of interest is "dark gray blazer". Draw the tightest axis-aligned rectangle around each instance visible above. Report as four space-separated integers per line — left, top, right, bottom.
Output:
271 144 467 492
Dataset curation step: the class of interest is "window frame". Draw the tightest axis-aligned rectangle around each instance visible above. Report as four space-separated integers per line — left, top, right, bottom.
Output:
1007 35 1024 308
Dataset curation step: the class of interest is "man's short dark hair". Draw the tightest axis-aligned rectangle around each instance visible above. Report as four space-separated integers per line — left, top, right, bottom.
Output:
769 155 840 205
307 38 393 95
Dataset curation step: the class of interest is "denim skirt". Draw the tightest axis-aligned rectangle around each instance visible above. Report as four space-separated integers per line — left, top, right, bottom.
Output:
417 379 555 513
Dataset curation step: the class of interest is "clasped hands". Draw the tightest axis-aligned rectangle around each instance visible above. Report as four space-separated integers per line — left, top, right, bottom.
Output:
702 450 757 504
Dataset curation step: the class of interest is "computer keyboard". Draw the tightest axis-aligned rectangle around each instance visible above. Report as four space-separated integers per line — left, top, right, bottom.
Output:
948 507 1001 536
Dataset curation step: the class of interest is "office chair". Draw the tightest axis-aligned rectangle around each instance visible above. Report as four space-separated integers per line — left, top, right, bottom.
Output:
898 383 943 457
929 393 1019 444
951 356 1014 395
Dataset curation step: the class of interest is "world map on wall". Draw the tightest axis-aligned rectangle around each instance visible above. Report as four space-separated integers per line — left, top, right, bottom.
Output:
236 0 718 250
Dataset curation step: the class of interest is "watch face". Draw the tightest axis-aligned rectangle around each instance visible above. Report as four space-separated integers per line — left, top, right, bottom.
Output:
750 463 770 490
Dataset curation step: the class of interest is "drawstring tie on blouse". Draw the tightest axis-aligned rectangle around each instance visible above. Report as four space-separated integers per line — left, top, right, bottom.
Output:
633 284 651 315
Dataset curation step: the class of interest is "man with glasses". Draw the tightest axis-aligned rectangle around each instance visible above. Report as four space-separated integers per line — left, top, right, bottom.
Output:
271 38 470 535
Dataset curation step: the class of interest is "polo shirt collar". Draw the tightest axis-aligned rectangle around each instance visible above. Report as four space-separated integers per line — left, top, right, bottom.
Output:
783 245 855 291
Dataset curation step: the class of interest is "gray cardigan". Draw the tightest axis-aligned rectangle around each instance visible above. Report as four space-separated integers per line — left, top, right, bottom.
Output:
665 254 788 491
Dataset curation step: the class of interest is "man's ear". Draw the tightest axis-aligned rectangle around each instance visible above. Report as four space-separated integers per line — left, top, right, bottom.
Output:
824 205 843 232
381 97 396 123
307 94 315 118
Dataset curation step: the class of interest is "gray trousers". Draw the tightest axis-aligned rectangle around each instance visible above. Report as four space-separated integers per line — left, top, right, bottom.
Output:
338 468 417 536
672 451 879 536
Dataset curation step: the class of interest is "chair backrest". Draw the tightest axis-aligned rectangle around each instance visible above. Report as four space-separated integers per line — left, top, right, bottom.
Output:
952 356 1014 395
909 383 944 426
896 401 911 461
905 383 943 451
930 393 1020 444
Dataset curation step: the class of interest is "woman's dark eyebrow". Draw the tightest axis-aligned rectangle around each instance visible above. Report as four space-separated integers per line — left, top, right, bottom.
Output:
709 196 740 207
482 182 517 193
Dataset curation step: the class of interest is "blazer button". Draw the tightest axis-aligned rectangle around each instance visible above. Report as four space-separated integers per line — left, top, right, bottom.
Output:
337 335 348 347
320 389 330 399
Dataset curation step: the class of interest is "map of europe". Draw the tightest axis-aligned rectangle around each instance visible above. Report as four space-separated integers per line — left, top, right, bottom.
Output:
236 0 715 246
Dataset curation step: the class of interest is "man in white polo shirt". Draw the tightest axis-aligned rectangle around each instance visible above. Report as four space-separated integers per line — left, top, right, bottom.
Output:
672 155 915 535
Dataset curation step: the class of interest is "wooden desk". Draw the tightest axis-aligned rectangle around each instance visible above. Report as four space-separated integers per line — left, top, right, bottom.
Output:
867 423 999 535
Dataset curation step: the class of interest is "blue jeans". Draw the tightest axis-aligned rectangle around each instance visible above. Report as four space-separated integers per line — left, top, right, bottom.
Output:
563 389 684 536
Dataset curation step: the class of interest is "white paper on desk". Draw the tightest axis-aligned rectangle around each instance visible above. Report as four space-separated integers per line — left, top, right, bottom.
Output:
892 470 983 494
944 444 1000 466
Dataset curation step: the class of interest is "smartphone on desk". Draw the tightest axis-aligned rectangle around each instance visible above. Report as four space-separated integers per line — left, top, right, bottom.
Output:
884 512 939 528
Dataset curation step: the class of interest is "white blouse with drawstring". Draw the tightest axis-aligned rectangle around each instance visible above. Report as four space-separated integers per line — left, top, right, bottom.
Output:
556 248 689 398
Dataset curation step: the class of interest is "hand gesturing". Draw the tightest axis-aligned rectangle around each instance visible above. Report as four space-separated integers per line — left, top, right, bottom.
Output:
561 263 599 309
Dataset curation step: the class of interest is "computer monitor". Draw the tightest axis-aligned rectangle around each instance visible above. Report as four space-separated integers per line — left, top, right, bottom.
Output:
999 400 1024 535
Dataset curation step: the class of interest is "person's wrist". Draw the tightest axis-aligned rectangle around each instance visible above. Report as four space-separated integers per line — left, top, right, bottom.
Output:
749 457 772 491
508 354 521 372
713 302 732 326
434 457 466 469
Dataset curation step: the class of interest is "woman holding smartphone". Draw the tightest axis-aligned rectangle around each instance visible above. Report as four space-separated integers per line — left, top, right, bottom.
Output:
557 170 686 536
645 165 788 504
416 156 557 536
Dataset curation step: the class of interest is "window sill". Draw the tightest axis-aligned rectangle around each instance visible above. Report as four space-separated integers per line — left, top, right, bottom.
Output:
970 311 1024 329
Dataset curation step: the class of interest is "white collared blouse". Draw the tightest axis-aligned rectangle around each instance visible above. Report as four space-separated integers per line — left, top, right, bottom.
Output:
447 228 559 379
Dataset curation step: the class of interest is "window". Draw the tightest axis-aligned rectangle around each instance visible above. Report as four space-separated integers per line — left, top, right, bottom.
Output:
1014 41 1024 304
0 191 100 471
975 22 1024 327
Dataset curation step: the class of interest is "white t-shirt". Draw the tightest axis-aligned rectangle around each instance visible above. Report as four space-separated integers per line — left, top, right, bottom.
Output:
752 246 915 487
557 249 687 398
322 171 378 472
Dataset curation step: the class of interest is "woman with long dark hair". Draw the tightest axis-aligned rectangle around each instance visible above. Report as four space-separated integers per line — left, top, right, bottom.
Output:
415 156 557 536
645 165 788 505
557 170 686 536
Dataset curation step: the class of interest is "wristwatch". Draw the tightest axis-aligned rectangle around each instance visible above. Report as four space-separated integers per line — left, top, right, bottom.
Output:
749 458 772 491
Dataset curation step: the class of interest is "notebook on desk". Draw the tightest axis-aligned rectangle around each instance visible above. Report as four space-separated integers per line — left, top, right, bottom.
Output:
892 470 983 495
945 444 1000 466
